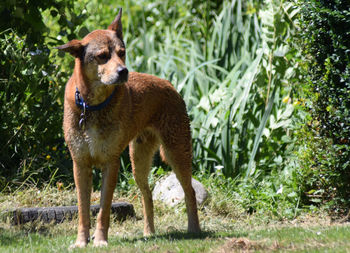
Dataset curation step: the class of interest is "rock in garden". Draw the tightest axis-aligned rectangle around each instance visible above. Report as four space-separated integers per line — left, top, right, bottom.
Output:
153 173 208 207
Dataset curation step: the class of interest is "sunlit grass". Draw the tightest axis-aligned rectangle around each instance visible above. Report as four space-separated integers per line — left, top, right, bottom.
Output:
1 182 349 252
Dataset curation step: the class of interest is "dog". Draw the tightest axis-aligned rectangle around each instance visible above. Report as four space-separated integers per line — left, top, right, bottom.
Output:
56 8 200 248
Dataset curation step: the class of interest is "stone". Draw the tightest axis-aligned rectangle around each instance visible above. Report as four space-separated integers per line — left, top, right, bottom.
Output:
153 173 208 207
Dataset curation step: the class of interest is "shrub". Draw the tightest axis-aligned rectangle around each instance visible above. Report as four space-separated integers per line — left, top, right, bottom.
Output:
0 1 90 189
298 0 350 208
0 30 72 189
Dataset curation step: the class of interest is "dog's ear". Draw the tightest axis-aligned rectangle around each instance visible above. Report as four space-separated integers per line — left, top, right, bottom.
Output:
108 8 123 40
55 39 83 58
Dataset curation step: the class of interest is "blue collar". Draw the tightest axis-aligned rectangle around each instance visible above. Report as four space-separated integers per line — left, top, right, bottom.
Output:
75 87 118 112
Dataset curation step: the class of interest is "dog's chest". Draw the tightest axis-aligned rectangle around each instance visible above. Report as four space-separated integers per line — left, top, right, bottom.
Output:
76 123 119 166
84 127 108 159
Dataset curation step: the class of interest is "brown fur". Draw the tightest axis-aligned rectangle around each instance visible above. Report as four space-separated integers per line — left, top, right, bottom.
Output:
57 9 200 248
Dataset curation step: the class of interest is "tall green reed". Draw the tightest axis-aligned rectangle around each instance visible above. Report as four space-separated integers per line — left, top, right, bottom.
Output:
125 0 300 179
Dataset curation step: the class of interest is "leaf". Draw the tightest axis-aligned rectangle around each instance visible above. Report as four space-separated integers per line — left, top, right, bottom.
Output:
230 49 264 176
78 26 89 38
246 87 276 179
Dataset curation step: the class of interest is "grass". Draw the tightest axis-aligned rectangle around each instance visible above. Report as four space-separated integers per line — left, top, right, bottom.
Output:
1 177 350 252
1 220 350 252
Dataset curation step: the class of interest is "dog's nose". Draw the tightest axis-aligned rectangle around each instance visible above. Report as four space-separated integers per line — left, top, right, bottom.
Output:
117 66 129 79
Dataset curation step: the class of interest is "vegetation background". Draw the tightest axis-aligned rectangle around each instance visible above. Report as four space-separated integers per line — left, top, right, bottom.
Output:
0 0 349 220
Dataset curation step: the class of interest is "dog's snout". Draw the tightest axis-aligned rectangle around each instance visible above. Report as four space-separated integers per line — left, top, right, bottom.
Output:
114 66 128 84
117 66 128 78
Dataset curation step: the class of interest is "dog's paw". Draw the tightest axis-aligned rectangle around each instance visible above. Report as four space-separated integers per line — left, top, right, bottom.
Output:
93 239 108 247
69 240 88 249
92 229 108 247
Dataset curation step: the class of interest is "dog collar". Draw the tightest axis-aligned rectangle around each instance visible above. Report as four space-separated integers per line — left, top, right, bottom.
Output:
75 87 117 129
75 87 117 112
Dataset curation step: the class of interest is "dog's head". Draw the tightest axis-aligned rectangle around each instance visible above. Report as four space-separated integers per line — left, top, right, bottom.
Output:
57 8 128 86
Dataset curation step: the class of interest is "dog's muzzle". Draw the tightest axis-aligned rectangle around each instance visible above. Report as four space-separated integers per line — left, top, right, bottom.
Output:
102 66 129 85
116 66 129 84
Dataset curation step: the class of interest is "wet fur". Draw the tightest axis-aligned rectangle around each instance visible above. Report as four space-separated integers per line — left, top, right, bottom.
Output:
57 9 200 248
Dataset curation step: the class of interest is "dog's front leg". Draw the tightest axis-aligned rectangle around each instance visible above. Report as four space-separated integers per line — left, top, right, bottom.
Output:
93 160 119 247
71 160 93 248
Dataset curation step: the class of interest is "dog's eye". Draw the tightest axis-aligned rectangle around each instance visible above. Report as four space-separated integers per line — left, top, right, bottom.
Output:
117 49 125 58
96 52 109 62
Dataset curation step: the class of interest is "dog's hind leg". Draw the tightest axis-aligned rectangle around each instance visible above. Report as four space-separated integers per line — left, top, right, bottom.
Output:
93 160 119 247
159 122 201 234
129 130 159 236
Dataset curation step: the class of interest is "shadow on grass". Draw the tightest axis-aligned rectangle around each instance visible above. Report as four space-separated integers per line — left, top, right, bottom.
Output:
0 224 246 248
118 230 247 243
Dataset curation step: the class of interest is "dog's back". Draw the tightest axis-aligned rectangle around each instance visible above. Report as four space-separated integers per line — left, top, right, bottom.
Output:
126 72 192 144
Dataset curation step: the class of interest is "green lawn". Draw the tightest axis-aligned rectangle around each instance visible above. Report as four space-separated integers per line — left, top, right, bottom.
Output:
1 219 350 252
1 187 349 252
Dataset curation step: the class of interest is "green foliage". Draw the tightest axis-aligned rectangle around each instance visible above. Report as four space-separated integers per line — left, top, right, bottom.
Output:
0 0 311 216
193 0 301 179
298 0 350 208
1 0 298 186
122 0 302 181
0 0 92 189
201 169 303 219
0 0 77 47
0 30 72 188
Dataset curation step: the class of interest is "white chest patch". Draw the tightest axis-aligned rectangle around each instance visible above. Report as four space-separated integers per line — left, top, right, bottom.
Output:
67 123 121 167
84 127 109 162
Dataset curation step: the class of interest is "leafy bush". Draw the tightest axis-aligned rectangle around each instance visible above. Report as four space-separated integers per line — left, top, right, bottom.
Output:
298 0 350 208
0 0 87 189
0 0 304 212
0 0 77 46
0 30 71 189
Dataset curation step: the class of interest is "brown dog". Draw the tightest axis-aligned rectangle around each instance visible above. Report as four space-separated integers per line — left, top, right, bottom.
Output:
56 9 200 248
